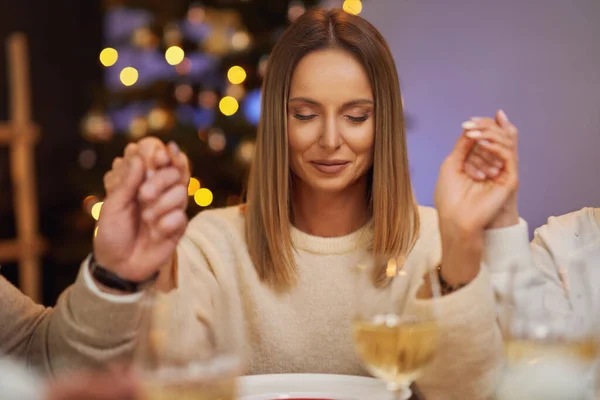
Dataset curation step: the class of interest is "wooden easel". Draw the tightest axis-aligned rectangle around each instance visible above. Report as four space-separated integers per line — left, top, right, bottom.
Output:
0 33 45 302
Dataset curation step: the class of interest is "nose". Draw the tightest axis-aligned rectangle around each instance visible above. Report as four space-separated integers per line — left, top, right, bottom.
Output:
318 115 342 150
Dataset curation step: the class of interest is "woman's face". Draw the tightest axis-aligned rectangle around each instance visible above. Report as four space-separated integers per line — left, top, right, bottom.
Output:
287 48 375 194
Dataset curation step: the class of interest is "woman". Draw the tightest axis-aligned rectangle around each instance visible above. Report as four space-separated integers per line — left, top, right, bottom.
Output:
93 8 520 399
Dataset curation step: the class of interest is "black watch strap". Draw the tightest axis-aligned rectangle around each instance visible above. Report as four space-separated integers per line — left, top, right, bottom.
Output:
89 253 159 294
437 265 467 295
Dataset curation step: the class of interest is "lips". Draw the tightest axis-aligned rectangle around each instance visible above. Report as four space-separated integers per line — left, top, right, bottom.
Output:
309 160 350 174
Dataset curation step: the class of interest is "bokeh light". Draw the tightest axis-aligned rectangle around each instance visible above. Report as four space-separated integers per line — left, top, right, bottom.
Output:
194 188 213 207
120 67 139 86
91 201 104 220
188 177 201 195
99 48 118 67
219 96 239 116
227 66 247 84
165 46 185 65
342 0 363 15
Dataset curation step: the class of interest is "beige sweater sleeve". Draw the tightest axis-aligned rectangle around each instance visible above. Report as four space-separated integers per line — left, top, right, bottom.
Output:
413 267 503 400
1 259 144 376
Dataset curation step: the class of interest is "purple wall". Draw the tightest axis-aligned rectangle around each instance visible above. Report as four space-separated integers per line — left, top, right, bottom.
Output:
361 0 600 234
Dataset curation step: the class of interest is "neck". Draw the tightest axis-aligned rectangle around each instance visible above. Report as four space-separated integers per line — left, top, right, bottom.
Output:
291 176 370 237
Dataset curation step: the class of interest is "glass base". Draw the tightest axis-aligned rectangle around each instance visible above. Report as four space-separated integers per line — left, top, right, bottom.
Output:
386 382 412 400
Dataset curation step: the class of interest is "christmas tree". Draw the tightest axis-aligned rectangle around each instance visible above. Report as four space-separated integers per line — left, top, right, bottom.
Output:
76 0 332 228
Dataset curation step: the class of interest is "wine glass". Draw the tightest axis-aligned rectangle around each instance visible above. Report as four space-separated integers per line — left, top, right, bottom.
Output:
495 259 600 400
133 284 243 400
352 252 441 400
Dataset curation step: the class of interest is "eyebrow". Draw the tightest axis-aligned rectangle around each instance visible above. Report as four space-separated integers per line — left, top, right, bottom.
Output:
288 97 374 107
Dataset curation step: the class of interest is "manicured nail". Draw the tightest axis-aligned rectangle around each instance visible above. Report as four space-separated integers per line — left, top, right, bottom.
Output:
479 140 492 147
489 167 499 176
494 160 504 168
465 130 482 139
498 109 509 122
476 170 486 180
462 121 478 130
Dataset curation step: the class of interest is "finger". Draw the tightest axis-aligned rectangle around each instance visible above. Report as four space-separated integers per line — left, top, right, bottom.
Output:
465 152 498 178
472 144 504 169
124 142 138 159
448 134 476 164
103 171 119 195
136 137 168 172
142 184 188 222
461 117 497 131
151 145 171 171
150 209 188 240
464 126 515 149
496 109 519 142
138 166 182 203
464 160 486 181
109 155 145 205
477 140 517 178
168 142 191 184
112 157 124 170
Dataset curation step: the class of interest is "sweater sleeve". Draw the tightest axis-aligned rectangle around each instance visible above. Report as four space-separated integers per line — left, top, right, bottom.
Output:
3 257 145 376
158 220 245 364
412 266 503 400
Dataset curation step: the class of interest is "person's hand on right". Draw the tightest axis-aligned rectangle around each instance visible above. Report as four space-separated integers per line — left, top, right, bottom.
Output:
93 138 189 284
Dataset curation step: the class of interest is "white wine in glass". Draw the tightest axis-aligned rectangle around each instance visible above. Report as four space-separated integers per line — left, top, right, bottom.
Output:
495 260 600 400
353 254 440 400
134 286 242 400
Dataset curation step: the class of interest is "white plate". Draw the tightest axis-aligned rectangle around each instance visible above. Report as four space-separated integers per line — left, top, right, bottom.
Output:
239 373 389 400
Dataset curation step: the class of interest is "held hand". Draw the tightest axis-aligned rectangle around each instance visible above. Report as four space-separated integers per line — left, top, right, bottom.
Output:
462 110 520 228
434 110 519 284
93 138 190 283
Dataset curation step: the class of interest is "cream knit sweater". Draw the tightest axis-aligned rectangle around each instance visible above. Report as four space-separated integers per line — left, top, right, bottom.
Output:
157 205 506 400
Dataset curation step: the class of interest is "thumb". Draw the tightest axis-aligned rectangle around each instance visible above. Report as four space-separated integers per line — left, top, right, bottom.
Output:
109 155 145 206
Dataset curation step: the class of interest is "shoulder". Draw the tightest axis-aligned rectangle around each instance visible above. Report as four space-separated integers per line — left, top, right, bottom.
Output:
184 205 247 247
535 207 599 240
416 205 440 238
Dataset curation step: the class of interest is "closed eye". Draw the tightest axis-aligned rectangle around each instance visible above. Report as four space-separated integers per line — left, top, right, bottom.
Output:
294 114 317 121
346 115 369 123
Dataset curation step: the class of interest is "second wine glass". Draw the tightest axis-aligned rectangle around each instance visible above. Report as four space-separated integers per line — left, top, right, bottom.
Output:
352 253 441 400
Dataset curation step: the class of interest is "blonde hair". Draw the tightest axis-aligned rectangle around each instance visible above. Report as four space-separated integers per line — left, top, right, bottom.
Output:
245 8 420 290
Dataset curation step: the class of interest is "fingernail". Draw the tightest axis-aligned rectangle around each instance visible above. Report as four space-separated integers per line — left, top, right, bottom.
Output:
499 109 509 122
470 117 484 121
479 140 492 146
146 169 155 179
169 141 180 154
465 130 482 139
462 121 478 130
489 167 499 176
494 160 504 168
476 170 486 180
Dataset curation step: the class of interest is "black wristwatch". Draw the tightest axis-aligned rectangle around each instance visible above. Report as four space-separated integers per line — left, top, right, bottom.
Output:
89 253 159 294
437 265 467 295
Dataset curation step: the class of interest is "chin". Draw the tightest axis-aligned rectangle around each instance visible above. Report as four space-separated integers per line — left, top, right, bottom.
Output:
305 176 354 193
